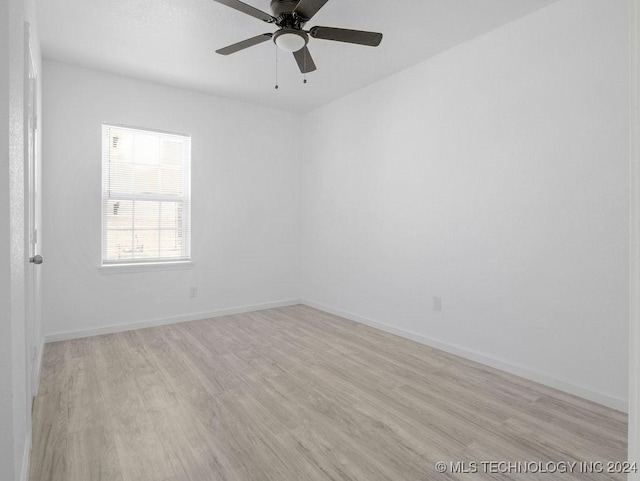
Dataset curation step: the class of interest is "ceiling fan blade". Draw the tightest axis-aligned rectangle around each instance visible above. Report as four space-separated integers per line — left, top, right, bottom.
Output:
216 33 273 55
293 47 317 73
211 0 275 23
309 26 383 47
293 0 330 21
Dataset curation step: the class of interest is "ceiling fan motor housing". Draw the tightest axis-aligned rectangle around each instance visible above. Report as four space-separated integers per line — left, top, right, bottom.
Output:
270 0 299 18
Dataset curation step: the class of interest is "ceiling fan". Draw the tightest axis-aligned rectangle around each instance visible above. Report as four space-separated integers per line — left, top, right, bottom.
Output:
212 0 383 74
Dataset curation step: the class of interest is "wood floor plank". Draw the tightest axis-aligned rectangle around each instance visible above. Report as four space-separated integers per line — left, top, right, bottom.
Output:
29 305 627 481
67 427 123 481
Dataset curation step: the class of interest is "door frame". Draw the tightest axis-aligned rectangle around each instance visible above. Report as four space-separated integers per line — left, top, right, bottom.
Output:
630 0 639 474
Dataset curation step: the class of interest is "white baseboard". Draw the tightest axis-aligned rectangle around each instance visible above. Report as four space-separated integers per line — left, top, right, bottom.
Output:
301 299 628 413
20 431 31 481
44 299 301 343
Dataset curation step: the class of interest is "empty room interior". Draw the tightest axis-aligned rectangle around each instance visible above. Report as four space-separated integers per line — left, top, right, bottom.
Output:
2 0 640 480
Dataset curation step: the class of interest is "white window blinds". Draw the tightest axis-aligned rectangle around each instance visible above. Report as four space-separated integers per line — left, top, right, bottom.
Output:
101 125 191 265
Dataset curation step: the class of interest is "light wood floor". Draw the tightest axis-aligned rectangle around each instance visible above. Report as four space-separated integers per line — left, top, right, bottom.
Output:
30 305 627 481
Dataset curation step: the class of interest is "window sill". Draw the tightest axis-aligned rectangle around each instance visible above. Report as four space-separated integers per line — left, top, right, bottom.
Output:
99 261 194 275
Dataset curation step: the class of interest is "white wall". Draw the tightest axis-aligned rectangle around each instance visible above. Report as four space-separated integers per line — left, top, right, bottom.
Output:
301 0 630 410
629 0 640 467
42 61 301 339
1 0 42 479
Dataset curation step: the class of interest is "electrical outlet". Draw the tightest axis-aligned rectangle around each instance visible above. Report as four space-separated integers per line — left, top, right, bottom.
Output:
433 296 442 312
190 286 198 298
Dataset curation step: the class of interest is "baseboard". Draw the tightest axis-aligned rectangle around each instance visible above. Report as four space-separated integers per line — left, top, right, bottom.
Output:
44 299 301 343
20 431 31 481
301 299 628 413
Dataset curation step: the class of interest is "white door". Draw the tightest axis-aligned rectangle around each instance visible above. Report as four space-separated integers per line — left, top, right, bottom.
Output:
24 22 41 404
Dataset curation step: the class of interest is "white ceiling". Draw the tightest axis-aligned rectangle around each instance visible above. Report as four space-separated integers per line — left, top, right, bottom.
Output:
36 0 558 113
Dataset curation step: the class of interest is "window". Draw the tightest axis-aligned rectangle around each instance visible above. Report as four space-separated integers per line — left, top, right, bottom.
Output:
101 125 191 265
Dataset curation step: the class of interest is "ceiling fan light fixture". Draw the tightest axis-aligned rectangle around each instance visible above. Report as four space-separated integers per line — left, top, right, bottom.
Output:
273 29 307 52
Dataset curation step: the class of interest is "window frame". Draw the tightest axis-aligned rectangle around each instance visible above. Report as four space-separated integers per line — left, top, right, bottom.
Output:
100 124 192 267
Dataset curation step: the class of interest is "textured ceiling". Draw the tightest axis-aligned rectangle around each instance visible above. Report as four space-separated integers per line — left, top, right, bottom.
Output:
36 0 558 113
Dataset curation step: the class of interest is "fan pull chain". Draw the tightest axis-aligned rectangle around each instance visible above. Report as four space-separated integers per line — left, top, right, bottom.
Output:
303 48 308 84
275 46 279 90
